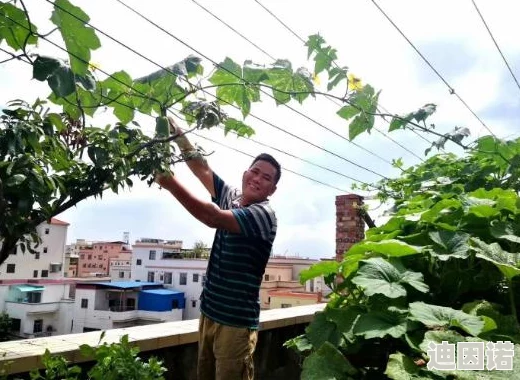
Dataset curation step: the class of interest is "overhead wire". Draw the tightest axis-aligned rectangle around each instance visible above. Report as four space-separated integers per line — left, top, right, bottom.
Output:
0 11 377 193
110 0 391 179
251 0 427 161
191 0 400 166
470 0 520 93
369 0 497 138
43 0 388 180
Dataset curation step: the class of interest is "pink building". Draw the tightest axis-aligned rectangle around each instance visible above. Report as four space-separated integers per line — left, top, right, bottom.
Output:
78 241 131 277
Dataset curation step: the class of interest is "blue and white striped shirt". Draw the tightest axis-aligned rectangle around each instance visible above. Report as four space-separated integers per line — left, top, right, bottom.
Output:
200 172 277 328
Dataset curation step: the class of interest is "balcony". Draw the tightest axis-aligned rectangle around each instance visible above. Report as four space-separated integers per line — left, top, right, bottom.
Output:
0 303 325 379
5 301 60 315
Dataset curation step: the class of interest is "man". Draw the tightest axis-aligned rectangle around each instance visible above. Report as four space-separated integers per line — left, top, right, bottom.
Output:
155 117 280 380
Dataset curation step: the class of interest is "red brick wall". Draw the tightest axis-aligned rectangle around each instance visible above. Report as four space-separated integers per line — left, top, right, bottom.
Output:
335 194 365 261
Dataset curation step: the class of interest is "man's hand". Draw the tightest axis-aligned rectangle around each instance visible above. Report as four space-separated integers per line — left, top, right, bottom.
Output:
168 117 192 152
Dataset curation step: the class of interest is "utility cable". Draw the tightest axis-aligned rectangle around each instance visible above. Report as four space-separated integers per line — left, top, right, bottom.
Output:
0 12 377 193
252 0 426 161
111 0 391 179
369 0 497 138
470 0 520 93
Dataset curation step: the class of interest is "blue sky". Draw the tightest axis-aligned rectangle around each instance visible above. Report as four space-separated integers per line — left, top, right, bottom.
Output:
1 0 519 259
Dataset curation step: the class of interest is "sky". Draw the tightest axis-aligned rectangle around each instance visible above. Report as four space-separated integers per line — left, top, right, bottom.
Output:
1 0 519 259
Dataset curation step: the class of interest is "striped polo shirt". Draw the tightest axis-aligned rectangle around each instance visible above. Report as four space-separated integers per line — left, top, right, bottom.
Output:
200 172 277 329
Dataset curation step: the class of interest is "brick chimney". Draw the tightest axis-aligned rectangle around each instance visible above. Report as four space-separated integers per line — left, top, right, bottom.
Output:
335 194 365 261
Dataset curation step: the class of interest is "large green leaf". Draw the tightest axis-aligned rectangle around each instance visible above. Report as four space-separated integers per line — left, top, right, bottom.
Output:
490 220 520 244
353 309 408 339
33 55 76 98
385 352 437 380
348 239 422 258
409 302 485 336
51 0 101 75
325 306 363 343
301 342 357 380
346 85 379 140
352 257 428 298
209 57 260 117
471 238 520 280
428 230 470 260
263 60 314 104
223 118 255 138
305 312 341 349
0 2 38 50
300 261 339 284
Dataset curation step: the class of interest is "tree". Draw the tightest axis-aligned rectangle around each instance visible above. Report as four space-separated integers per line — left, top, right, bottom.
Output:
0 312 12 341
192 240 208 259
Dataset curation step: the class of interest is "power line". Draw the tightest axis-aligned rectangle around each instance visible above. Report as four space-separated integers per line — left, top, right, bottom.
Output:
470 0 520 93
252 0 427 161
0 12 375 194
110 0 391 179
369 0 497 138
119 0 394 170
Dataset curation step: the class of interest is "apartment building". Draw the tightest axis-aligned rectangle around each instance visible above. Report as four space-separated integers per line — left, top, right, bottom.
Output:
72 281 184 332
64 239 91 277
78 241 131 277
0 218 68 279
131 238 206 320
109 252 132 280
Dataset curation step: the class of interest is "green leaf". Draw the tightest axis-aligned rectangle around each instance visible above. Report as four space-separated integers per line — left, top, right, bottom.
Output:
326 306 363 343
51 0 101 75
33 55 61 81
336 105 360 121
409 302 485 336
411 103 436 123
284 334 313 353
223 118 255 138
388 114 413 132
305 34 326 59
300 260 339 284
348 239 422 258
301 342 357 380
327 66 348 91
263 61 314 105
385 352 423 380
6 174 26 186
353 309 408 339
305 312 341 349
47 64 76 98
103 71 133 93
490 220 520 244
428 230 470 260
0 2 38 50
352 257 428 298
471 238 520 280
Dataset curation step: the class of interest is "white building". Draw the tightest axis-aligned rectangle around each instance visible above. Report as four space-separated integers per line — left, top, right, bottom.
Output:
0 218 68 279
131 238 207 320
0 281 75 338
64 239 91 277
72 281 184 333
109 252 132 280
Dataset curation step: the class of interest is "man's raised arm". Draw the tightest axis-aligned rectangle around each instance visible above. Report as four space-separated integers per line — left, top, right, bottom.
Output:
168 117 216 198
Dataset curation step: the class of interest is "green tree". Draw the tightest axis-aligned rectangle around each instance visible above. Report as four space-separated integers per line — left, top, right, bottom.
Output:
192 240 208 259
0 312 11 342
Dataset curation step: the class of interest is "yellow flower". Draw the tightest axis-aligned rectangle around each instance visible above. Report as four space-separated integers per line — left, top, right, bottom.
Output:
348 73 363 91
88 62 101 71
312 73 321 85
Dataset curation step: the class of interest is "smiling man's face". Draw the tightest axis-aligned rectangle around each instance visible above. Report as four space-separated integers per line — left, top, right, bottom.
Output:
241 160 278 205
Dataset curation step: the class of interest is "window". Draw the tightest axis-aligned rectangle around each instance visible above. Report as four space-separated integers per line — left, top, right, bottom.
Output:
281 303 292 308
136 259 142 266
41 270 48 278
147 272 155 282
50 263 61 273
179 272 187 285
10 318 21 332
172 299 179 309
98 255 103 260
264 274 269 281
88 255 92 260
149 250 156 260
44 228 49 235
193 273 199 282
164 272 172 284
192 300 197 308
82 263 86 268
33 319 43 333
6 264 15 273
119 271 125 278
81 299 88 308
27 292 41 303
33 270 38 278
43 247 48 253
202 274 207 287
80 254 85 259
35 252 40 260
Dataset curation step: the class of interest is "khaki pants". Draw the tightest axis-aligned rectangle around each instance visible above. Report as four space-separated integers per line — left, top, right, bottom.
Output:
197 314 258 380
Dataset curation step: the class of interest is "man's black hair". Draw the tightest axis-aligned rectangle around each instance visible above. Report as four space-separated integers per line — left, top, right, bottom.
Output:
250 153 281 184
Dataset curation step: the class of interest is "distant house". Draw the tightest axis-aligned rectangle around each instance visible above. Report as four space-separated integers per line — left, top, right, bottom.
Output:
77 241 132 278
72 281 184 332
